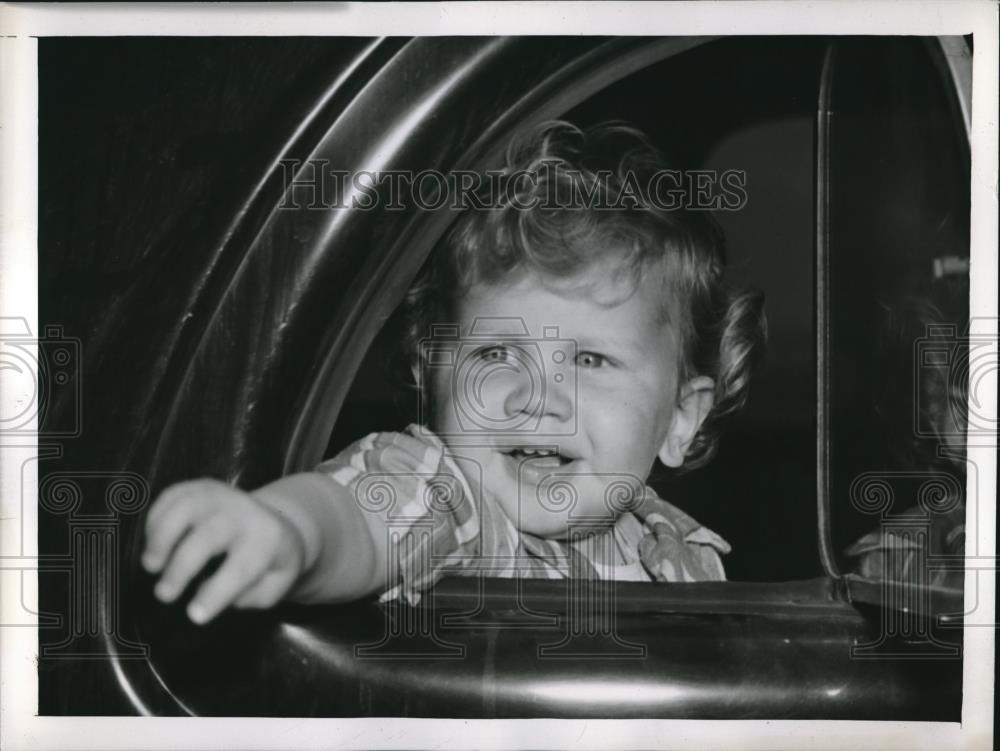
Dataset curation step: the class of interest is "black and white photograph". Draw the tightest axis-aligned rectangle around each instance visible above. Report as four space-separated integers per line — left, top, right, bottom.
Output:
0 2 996 749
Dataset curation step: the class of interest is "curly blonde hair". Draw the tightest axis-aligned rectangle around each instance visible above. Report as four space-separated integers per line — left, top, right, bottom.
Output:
402 120 766 469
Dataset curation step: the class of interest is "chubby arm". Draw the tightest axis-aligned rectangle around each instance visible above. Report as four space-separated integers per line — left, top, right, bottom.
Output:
142 472 390 624
253 472 389 603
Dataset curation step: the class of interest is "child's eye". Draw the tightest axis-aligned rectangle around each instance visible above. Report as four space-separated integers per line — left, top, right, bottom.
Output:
576 351 609 369
477 345 509 362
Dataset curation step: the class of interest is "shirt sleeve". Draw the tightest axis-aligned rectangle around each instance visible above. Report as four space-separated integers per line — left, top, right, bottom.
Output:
635 494 731 582
314 427 483 604
844 502 965 589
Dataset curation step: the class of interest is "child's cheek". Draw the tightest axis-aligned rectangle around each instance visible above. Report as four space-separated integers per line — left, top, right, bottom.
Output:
432 358 540 435
580 382 663 472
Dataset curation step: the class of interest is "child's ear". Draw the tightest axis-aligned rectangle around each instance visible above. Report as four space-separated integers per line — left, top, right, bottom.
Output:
658 376 715 468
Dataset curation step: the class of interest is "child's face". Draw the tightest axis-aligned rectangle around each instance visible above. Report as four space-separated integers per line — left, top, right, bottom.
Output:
427 266 713 538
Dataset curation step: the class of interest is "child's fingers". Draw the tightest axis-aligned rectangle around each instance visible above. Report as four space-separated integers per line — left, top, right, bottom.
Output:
142 492 204 573
145 479 213 530
145 483 184 526
153 519 233 603
185 546 268 624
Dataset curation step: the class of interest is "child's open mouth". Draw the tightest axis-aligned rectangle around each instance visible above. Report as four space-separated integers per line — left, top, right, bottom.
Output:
501 447 574 468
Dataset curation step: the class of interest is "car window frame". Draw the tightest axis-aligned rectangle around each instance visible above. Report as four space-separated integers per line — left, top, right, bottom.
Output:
816 36 973 598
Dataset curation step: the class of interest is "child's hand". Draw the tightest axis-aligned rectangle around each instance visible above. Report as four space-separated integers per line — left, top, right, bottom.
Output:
141 479 307 624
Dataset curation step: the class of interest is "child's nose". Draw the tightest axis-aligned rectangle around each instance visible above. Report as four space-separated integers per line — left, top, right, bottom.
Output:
503 367 573 423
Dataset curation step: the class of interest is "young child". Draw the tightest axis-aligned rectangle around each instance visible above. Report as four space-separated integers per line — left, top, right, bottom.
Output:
141 121 766 624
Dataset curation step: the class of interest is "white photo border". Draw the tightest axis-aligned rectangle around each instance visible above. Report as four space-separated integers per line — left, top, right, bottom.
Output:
1 2 996 750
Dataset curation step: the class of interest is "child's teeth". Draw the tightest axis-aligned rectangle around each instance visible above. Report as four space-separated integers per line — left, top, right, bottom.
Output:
505 447 568 462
